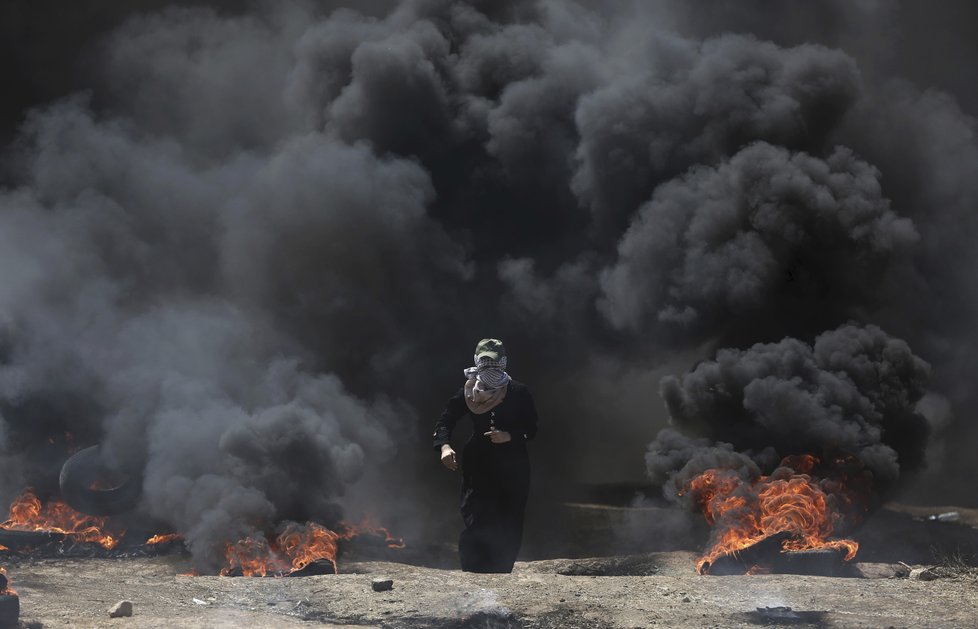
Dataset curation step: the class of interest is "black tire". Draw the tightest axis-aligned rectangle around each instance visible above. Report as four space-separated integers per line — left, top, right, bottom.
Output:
0 529 67 549
59 446 142 516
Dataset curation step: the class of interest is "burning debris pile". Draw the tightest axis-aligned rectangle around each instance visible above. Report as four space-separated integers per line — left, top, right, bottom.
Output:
1 489 122 550
0 488 175 558
682 456 860 574
220 519 404 577
0 486 402 576
648 324 931 574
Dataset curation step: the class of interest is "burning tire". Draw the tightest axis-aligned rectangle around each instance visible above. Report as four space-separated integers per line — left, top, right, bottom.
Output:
59 446 142 516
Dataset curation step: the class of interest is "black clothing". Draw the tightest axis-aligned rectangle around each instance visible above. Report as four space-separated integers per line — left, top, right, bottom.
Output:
432 380 538 448
432 380 538 573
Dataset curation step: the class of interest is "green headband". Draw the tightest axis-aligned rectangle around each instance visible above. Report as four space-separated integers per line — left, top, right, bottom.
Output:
474 338 505 361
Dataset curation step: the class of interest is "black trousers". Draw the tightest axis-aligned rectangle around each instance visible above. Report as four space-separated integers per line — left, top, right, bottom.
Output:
458 440 530 573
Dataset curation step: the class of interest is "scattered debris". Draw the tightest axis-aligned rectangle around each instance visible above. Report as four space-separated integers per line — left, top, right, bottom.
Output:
748 606 829 625
371 578 394 592
757 606 799 621
286 559 336 577
909 567 939 581
927 512 960 523
108 601 133 618
192 598 208 605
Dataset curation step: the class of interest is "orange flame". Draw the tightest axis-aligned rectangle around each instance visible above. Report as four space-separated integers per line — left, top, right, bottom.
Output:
217 518 404 577
683 456 859 574
1 489 122 549
221 535 292 577
348 516 406 550
146 533 182 545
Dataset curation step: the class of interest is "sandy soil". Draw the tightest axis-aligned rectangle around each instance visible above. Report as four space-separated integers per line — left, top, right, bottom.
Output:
4 551 977 628
4 503 978 628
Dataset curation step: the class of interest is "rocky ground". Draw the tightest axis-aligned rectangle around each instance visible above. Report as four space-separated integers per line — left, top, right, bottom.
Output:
5 552 978 628
3 504 978 628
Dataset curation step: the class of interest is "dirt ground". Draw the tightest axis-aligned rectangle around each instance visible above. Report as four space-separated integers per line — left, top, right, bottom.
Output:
4 503 978 628
5 552 978 628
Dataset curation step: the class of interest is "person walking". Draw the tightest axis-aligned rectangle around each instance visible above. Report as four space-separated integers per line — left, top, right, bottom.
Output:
432 338 538 573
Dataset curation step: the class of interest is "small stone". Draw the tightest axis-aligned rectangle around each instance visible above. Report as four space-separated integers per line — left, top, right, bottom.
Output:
371 578 394 592
909 567 938 581
682 597 691 603
108 601 133 618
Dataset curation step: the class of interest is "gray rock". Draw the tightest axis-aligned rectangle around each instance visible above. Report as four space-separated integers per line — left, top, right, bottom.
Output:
909 567 939 581
108 601 133 618
371 578 394 592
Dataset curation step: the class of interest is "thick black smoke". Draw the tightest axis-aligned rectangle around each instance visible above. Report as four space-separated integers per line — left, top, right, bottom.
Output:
1 0 978 569
599 142 917 334
647 323 931 504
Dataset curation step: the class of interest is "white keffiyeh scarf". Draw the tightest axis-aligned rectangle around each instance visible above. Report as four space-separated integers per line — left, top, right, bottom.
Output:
462 355 511 415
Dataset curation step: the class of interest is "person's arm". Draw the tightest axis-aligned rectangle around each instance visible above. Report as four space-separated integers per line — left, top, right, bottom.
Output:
433 387 467 470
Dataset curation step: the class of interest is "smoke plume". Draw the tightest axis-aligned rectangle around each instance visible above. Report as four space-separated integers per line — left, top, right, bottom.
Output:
1 0 978 568
648 323 931 503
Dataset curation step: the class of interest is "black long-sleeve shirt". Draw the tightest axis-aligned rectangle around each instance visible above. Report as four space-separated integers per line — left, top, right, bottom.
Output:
432 380 538 450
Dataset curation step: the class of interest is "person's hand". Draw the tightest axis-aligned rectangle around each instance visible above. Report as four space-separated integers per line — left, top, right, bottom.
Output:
440 444 458 471
484 429 512 444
